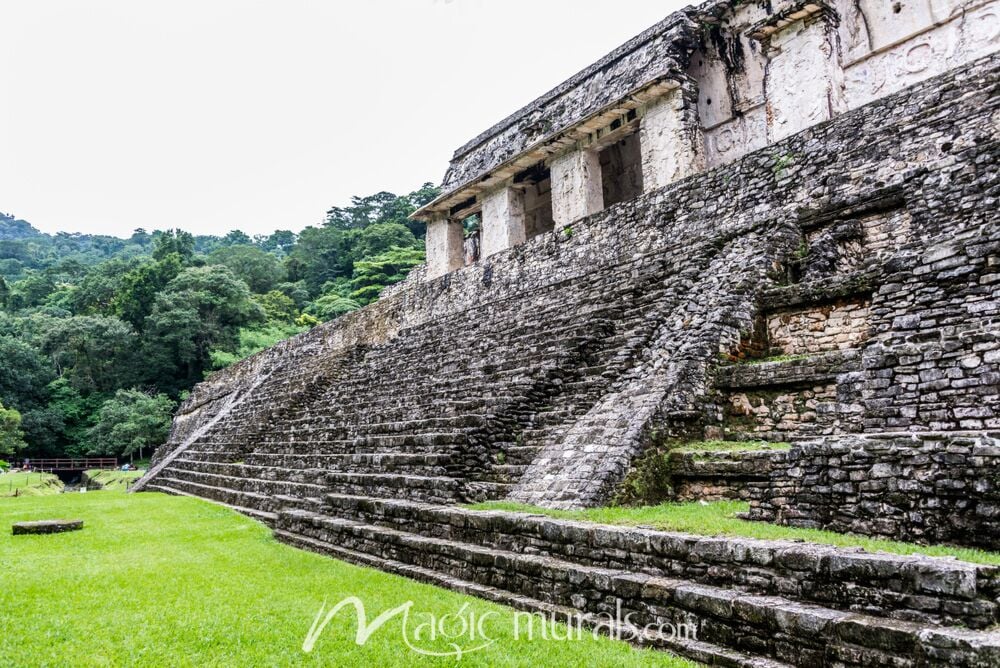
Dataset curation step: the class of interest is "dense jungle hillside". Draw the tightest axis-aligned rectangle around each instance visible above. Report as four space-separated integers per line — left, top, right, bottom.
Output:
0 184 437 461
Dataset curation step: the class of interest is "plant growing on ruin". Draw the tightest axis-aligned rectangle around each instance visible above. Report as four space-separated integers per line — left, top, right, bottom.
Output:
772 152 800 178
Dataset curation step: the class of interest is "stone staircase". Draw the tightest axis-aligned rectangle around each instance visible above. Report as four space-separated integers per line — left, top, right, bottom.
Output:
143 258 675 510
271 494 1000 667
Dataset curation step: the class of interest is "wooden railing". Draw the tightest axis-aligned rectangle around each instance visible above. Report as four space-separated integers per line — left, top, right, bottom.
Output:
20 458 118 471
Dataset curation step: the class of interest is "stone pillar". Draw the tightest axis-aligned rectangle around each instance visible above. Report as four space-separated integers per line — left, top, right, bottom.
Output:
425 216 465 279
481 186 526 259
550 149 603 227
640 87 706 192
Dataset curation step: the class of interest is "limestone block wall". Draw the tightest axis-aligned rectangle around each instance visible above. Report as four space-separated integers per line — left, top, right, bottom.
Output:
861 226 1000 433
725 383 852 441
712 350 864 442
663 449 782 502
746 433 1000 549
766 299 871 355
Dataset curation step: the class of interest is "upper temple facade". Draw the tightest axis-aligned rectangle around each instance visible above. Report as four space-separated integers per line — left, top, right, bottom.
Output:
414 0 999 278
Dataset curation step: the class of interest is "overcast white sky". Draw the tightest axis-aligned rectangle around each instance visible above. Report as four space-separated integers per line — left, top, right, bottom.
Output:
1 0 688 238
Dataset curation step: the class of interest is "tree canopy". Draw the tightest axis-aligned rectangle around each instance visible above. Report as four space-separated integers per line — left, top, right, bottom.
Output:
0 400 26 457
0 182 438 458
87 390 175 460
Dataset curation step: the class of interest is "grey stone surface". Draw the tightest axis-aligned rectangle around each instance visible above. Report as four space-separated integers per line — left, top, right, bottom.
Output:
12 519 83 535
747 433 1000 548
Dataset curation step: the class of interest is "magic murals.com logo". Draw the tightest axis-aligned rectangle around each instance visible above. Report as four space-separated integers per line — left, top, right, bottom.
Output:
303 597 697 659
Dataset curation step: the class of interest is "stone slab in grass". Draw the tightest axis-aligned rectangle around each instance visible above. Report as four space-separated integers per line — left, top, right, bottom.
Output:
12 519 84 535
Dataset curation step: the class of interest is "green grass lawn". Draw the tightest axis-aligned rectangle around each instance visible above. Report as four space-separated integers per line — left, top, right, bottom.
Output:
0 471 63 497
0 492 696 667
83 469 145 491
668 440 790 454
469 500 1000 566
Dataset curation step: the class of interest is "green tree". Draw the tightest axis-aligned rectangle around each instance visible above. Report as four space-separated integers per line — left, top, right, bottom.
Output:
69 257 139 315
151 229 195 263
208 245 285 294
352 223 418 262
7 271 57 310
284 226 354 295
144 266 264 389
307 293 360 321
0 336 54 412
275 281 310 309
86 389 175 460
258 230 297 254
45 378 103 457
209 322 306 370
220 230 252 247
0 335 65 455
324 184 439 237
0 276 8 308
349 246 425 305
254 290 299 324
113 254 183 330
129 228 152 247
0 400 26 456
41 316 139 392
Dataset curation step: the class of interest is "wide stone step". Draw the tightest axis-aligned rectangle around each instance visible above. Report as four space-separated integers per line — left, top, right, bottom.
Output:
277 508 1000 667
171 455 453 479
145 482 279 523
320 494 1000 631
463 480 515 502
164 467 327 499
274 523 793 668
324 472 463 504
276 415 491 434
487 463 528 477
716 350 862 390
502 445 545 463
239 452 453 472
148 477 283 517
232 432 469 450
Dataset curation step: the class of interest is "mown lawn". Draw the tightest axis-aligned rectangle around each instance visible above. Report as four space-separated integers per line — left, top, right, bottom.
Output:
0 492 697 667
0 471 63 497
83 469 145 491
469 500 1000 566
668 440 790 454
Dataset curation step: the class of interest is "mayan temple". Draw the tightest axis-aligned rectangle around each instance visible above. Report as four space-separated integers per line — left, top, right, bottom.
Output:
135 1 1000 664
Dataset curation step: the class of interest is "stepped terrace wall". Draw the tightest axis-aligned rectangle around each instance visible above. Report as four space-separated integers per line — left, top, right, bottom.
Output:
513 53 1000 507
277 497 1000 666
747 433 1000 549
309 494 1000 629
